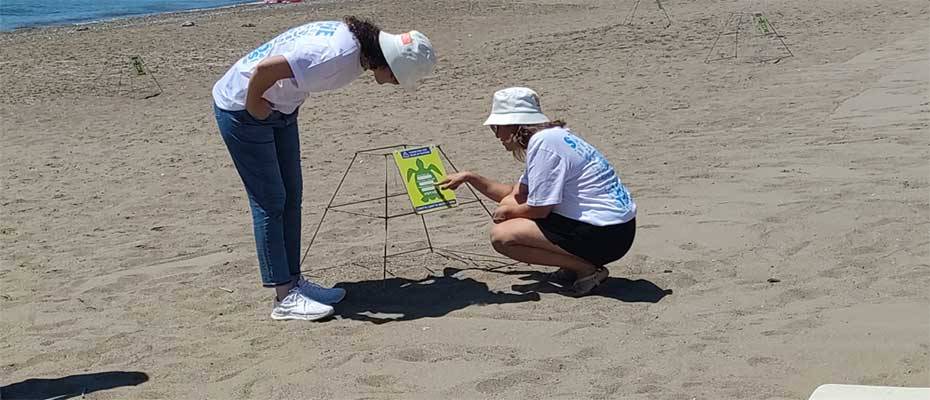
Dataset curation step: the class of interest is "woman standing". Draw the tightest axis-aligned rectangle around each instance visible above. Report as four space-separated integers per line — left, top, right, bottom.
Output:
440 87 636 296
213 17 436 321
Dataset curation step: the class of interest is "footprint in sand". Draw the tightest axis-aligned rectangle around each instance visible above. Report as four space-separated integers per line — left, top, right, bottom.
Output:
357 374 398 388
474 370 550 395
392 347 434 362
747 355 778 367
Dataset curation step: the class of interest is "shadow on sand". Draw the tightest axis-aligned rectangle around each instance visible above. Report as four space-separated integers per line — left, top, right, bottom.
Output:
2 371 149 400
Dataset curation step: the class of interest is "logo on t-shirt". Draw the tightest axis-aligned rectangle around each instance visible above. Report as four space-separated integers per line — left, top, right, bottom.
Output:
246 42 273 63
562 132 633 212
244 22 341 64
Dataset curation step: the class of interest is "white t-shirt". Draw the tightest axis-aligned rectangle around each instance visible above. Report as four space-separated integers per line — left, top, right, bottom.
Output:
212 21 364 114
519 127 636 226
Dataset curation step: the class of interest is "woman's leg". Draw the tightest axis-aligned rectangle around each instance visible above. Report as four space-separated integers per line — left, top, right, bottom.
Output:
489 218 597 277
273 112 302 280
215 107 293 297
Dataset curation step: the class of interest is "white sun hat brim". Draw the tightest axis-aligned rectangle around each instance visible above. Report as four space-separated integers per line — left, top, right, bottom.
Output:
483 112 550 126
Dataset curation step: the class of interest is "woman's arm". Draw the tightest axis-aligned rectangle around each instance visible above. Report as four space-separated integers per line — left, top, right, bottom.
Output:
442 175 551 222
439 171 514 203
246 55 294 119
493 203 553 223
499 183 528 206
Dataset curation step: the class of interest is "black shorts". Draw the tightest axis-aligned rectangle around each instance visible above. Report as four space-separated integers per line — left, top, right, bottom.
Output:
534 213 636 267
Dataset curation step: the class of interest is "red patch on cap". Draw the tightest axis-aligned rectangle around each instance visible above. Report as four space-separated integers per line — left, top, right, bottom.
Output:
400 33 412 45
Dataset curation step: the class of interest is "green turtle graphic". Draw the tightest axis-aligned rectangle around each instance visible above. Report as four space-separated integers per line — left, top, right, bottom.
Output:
405 159 444 203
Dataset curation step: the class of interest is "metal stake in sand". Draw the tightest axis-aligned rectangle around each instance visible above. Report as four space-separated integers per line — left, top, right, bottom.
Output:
116 55 162 99
625 0 672 28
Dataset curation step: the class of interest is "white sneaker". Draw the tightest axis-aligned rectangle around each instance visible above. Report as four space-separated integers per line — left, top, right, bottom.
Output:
295 276 346 305
271 288 334 321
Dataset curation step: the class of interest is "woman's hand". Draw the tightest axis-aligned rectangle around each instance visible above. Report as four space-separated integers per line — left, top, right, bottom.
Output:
245 55 293 121
438 171 471 190
246 97 273 120
492 205 512 224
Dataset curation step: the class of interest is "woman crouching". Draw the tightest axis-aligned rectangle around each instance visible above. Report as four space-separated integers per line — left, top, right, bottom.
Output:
440 87 637 296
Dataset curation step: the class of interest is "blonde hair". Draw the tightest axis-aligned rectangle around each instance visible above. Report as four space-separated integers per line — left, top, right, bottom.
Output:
509 120 567 161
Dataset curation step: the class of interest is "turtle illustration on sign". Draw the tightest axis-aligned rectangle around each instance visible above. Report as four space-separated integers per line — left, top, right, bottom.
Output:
405 159 444 202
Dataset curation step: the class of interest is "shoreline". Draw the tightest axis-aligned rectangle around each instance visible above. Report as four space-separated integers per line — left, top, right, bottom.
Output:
0 1 267 35
0 0 354 38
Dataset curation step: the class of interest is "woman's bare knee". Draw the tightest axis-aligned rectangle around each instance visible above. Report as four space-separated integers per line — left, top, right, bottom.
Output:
499 195 518 207
489 224 512 249
490 223 528 256
499 194 526 207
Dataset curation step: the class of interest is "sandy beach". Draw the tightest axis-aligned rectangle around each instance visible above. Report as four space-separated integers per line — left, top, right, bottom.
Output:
1 0 928 398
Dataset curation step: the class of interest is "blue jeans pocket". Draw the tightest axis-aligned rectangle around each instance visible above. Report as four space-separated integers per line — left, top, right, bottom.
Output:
215 106 274 144
244 109 275 123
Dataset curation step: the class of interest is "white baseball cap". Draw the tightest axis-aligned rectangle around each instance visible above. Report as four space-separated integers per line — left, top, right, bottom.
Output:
379 30 436 91
483 87 551 126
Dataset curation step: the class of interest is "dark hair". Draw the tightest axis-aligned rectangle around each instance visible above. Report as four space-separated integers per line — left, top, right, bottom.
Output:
344 16 388 70
510 120 567 161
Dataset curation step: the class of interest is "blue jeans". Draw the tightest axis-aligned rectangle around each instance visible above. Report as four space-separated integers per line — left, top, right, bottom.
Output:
214 104 301 287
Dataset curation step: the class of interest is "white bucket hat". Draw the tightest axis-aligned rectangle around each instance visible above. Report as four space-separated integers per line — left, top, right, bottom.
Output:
379 30 436 91
483 87 551 126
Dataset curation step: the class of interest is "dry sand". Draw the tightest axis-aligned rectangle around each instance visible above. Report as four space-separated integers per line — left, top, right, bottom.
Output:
1 0 928 398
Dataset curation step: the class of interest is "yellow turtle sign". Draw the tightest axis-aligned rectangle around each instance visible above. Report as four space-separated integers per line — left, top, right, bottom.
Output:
393 146 457 214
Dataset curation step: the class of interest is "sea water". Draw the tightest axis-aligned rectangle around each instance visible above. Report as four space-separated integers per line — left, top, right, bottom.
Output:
1 0 257 31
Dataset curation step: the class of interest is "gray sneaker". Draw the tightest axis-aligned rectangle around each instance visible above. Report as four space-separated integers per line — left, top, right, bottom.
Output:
547 268 577 283
571 267 609 296
295 276 346 305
